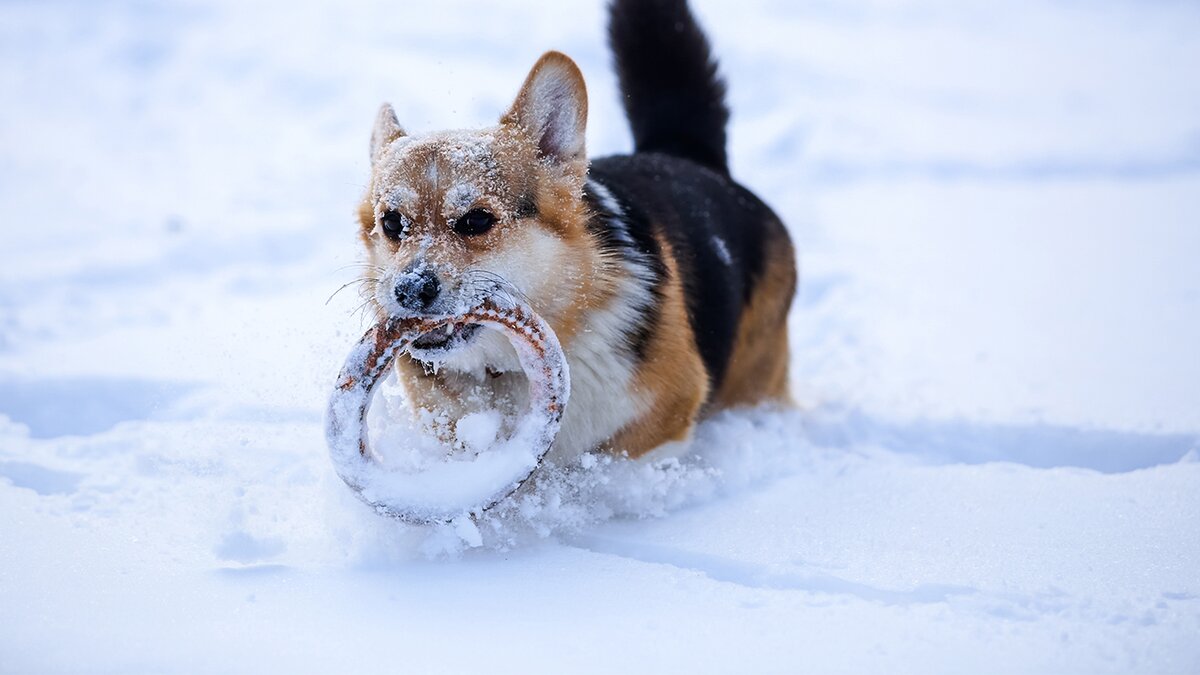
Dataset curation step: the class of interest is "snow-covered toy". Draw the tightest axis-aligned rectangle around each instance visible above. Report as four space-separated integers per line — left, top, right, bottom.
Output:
325 297 569 523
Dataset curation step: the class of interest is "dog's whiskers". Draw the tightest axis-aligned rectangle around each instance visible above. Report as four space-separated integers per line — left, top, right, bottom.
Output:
326 277 379 306
463 268 531 306
348 297 381 324
334 262 387 274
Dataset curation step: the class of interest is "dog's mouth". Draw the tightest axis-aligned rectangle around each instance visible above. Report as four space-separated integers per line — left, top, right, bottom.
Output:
408 322 482 355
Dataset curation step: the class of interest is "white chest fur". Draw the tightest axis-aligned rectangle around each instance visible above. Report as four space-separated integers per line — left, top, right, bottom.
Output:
432 280 651 464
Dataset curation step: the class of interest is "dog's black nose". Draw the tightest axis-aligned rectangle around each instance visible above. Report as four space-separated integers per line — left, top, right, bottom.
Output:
394 268 441 312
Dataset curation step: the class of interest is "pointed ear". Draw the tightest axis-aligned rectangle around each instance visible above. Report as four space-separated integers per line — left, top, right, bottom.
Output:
370 103 406 163
501 51 588 169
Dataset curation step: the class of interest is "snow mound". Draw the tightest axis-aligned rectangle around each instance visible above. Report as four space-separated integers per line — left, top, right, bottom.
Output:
389 406 811 556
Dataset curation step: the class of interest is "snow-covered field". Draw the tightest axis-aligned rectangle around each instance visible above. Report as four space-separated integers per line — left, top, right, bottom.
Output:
2 0 1199 672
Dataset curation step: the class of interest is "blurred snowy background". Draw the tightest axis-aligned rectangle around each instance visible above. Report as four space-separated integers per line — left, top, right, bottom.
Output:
1 0 1198 672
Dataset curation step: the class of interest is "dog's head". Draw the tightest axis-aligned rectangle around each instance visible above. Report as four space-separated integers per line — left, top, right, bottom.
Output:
358 52 595 370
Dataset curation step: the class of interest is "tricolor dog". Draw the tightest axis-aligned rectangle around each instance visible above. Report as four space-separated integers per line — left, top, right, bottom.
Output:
356 0 796 463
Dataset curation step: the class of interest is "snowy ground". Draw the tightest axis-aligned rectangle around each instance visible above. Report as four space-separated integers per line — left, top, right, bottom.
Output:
2 0 1199 672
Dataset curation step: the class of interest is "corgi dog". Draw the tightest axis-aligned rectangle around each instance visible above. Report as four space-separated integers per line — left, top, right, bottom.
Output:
356 0 796 463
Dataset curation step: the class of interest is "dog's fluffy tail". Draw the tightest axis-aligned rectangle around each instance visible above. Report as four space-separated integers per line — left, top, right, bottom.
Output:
608 0 730 174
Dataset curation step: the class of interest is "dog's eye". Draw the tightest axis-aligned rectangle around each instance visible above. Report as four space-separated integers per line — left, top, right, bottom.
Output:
380 211 409 238
454 208 496 236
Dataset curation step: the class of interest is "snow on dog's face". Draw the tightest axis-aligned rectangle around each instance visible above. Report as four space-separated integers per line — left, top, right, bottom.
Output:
358 52 594 372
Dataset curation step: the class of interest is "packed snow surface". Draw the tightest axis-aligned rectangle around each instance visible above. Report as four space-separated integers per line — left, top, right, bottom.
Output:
2 0 1199 673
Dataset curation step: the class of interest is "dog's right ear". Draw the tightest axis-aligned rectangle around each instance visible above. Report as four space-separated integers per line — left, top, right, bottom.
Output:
370 103 406 163
501 51 588 175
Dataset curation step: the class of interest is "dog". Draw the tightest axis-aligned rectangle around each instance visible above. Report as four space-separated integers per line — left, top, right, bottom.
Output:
356 0 796 463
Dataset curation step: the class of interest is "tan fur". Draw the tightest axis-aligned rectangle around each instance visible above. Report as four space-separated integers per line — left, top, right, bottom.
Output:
607 237 709 458
710 220 796 410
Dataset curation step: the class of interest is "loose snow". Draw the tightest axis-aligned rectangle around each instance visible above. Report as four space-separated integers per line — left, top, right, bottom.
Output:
1 0 1199 673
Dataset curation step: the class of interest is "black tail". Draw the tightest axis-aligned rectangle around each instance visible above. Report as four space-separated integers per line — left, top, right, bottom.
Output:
608 0 730 174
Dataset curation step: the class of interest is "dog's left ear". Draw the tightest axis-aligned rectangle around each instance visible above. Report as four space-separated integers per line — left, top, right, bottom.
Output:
502 51 588 174
371 103 406 163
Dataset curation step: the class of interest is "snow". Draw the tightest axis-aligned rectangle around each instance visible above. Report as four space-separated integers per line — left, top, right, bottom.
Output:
1 0 1199 672
455 409 503 453
711 235 733 265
